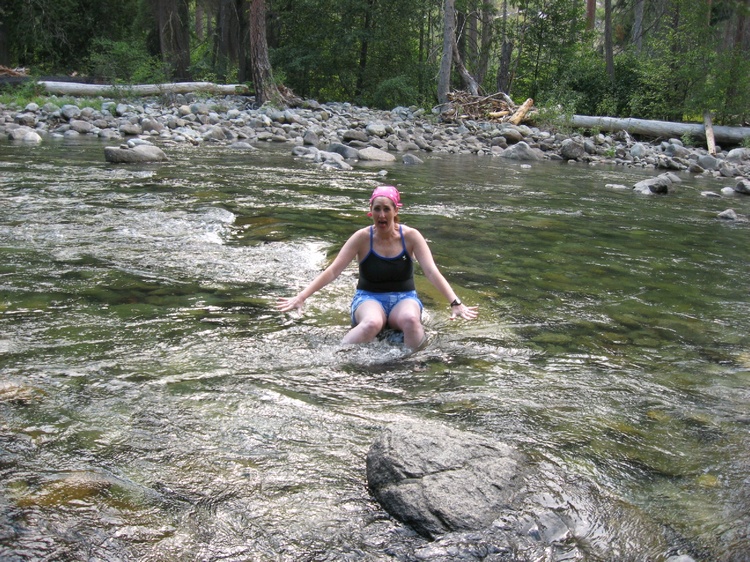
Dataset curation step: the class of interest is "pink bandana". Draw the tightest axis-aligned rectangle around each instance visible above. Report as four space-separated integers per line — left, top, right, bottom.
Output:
369 185 402 209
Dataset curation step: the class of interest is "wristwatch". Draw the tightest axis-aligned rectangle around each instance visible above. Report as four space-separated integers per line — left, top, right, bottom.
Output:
450 298 462 307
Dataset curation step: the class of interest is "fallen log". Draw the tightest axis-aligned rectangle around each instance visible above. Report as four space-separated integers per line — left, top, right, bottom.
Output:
703 111 716 155
567 114 750 146
37 81 250 97
509 98 534 126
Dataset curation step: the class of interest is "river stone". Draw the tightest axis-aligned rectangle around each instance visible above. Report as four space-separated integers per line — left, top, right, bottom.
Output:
633 173 675 194
697 153 719 170
104 144 169 163
500 141 541 161
357 146 396 162
8 126 42 143
70 119 95 134
61 104 81 120
342 129 370 143
402 153 424 165
366 421 527 539
718 209 737 220
735 178 750 194
560 138 585 161
327 142 360 160
14 112 36 127
726 147 750 162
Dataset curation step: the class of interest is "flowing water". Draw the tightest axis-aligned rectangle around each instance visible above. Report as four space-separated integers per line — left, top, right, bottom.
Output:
1 137 749 561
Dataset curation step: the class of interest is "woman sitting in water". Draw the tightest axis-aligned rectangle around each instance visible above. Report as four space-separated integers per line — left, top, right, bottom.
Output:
277 185 478 351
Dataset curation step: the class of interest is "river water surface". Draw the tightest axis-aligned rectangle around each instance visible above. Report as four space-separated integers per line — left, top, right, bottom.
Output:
1 138 749 561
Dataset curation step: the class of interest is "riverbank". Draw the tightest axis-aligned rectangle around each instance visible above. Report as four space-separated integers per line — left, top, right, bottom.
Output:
2 91 750 189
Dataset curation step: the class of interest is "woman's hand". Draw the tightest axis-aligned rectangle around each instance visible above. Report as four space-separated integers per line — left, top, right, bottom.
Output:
450 303 478 320
277 294 305 313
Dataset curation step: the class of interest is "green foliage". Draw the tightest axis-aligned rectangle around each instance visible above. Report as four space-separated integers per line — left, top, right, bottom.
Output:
367 75 420 110
87 38 167 83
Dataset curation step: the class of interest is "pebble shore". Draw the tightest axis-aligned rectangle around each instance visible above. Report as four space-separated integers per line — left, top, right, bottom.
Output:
2 93 749 202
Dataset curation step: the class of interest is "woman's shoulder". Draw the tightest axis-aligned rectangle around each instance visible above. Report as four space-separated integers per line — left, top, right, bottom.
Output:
400 224 424 240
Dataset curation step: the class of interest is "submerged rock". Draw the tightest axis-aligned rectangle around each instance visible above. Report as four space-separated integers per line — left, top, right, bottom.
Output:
366 421 700 561
366 421 527 539
104 143 169 163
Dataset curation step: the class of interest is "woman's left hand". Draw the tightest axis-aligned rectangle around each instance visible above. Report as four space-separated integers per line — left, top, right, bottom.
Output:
450 303 479 320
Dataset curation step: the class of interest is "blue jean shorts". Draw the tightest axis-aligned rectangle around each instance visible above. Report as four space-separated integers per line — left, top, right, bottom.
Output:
350 290 423 326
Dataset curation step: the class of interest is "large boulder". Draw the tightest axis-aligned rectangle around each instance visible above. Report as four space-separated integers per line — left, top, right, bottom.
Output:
499 141 542 161
560 138 585 161
633 172 679 194
104 144 169 163
366 421 527 539
357 146 396 162
366 421 698 561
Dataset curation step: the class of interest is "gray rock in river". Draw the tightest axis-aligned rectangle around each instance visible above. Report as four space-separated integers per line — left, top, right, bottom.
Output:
104 144 169 163
499 141 542 161
366 421 527 539
367 421 700 561
735 178 750 194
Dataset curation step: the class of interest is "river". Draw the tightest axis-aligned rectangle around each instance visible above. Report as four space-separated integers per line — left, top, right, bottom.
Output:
1 137 749 561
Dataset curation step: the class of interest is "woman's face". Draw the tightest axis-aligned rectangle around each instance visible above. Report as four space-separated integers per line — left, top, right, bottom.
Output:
370 196 397 229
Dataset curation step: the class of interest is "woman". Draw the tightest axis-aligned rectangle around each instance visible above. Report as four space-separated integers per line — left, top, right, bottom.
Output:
277 185 478 351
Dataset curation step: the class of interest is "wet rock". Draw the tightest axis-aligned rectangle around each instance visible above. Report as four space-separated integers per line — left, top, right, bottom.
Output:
500 141 541 161
718 209 738 220
560 138 585 161
327 142 360 160
726 147 750 163
402 153 424 165
7 126 42 143
367 421 694 561
633 173 677 195
735 178 750 194
366 421 527 539
697 154 719 170
69 119 95 134
61 104 81 120
357 146 396 162
104 144 169 163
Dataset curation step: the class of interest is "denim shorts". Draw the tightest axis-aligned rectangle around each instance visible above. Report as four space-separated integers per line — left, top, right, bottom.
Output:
350 290 423 326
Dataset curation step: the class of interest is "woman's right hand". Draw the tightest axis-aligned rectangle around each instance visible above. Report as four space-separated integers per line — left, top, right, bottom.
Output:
276 295 305 313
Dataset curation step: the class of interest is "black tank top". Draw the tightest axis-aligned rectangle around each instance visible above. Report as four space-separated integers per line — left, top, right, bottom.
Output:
357 225 415 292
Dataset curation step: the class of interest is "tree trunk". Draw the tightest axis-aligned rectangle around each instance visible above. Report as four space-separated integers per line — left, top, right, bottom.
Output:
632 0 644 51
0 17 9 67
236 0 251 83
249 0 285 106
452 38 479 95
155 0 191 81
567 114 750 145
586 0 596 30
36 81 249 96
496 0 512 93
604 0 614 84
356 0 375 98
437 0 456 105
475 0 494 86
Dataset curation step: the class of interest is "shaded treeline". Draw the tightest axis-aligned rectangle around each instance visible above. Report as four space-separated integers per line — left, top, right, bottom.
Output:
0 0 748 124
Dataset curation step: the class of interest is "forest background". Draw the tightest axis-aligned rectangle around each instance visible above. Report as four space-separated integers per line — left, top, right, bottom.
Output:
0 0 748 127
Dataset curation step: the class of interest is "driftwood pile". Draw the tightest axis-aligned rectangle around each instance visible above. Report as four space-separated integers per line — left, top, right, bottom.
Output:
439 91 536 125
0 66 27 77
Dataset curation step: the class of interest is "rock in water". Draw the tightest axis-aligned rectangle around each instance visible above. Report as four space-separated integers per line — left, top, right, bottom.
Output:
104 144 169 163
366 421 527 539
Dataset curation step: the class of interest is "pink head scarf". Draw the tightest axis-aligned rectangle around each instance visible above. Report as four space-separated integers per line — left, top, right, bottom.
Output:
369 185 402 209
